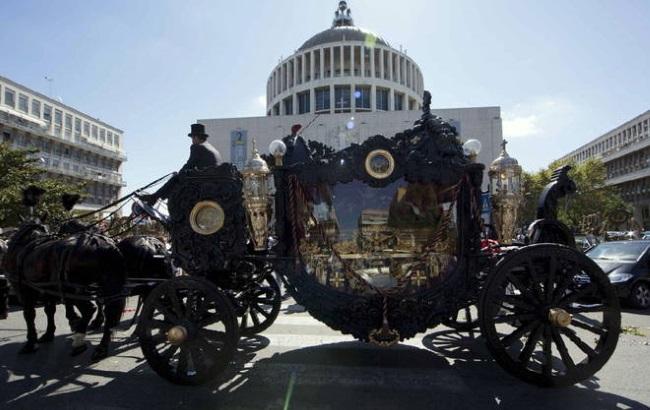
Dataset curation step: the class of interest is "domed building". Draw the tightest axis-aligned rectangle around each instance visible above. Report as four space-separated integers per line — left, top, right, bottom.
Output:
200 1 503 188
266 1 423 116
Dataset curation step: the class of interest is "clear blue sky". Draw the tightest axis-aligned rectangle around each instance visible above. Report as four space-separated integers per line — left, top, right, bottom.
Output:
1 0 649 191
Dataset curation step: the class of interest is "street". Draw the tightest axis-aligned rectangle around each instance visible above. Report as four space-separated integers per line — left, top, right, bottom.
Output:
1 297 649 410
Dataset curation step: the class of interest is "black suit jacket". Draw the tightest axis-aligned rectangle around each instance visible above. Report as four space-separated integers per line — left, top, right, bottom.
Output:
180 141 222 172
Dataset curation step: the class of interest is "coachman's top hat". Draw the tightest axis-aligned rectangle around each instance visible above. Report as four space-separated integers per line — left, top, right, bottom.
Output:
188 123 209 138
291 124 302 135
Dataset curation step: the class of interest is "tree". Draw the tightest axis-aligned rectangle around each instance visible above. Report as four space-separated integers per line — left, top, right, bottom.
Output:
520 158 627 231
0 143 85 228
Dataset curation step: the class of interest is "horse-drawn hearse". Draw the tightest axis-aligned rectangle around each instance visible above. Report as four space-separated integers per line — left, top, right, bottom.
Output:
2 91 620 387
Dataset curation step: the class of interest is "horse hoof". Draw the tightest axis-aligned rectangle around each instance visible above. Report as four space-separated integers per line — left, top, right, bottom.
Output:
18 344 38 354
38 333 55 344
91 347 108 362
70 343 88 357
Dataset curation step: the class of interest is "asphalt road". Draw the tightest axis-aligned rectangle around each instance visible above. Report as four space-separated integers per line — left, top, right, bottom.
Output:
1 298 649 410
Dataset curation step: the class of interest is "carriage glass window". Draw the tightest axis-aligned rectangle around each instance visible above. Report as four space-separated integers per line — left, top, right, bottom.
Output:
296 179 459 294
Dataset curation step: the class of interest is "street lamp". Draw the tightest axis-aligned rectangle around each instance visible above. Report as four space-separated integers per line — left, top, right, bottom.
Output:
488 139 523 244
242 139 272 251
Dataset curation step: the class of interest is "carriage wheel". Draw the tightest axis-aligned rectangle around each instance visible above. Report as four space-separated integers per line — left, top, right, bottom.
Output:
479 244 620 387
238 274 281 336
443 303 480 331
137 277 239 385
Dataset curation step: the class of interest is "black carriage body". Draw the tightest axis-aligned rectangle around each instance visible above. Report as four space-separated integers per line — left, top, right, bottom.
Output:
271 105 485 341
167 165 248 279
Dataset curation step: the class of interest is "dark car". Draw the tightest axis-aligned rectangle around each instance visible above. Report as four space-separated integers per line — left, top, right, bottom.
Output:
586 240 650 309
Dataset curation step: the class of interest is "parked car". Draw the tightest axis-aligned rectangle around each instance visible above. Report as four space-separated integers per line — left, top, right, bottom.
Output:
574 233 599 252
586 240 650 309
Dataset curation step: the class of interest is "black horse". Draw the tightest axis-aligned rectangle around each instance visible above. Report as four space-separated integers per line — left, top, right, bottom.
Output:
89 235 174 329
3 222 126 361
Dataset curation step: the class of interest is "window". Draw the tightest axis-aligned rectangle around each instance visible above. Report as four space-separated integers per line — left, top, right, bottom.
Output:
54 109 63 136
43 105 52 122
83 121 90 136
65 114 73 138
107 131 113 145
4 88 15 107
283 97 293 116
334 85 351 112
354 86 371 110
74 118 81 137
297 91 310 114
376 88 389 111
18 94 29 113
31 99 41 117
315 87 330 112
114 134 120 147
394 92 404 111
100 128 106 142
92 125 98 139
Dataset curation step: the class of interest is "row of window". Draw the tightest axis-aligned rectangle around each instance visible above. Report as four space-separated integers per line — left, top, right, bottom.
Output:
618 177 650 201
271 86 415 115
607 147 650 180
268 46 422 101
1 83 122 148
571 117 650 162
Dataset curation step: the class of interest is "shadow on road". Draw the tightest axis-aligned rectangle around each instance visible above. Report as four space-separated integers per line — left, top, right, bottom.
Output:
0 327 645 410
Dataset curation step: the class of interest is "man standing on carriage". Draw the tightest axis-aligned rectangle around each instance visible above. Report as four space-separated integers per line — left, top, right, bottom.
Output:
140 123 222 206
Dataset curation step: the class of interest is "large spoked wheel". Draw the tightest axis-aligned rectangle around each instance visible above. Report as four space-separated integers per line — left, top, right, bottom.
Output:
137 277 239 385
479 244 621 387
238 274 282 336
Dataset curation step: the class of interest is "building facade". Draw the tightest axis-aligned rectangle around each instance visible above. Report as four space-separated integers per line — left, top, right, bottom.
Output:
200 1 503 188
0 75 126 213
559 110 650 227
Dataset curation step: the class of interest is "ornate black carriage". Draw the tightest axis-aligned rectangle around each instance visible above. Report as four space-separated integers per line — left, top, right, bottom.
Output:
137 92 621 387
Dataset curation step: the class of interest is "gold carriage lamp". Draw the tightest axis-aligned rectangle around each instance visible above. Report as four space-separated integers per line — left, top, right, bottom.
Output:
488 139 523 244
189 201 225 235
243 140 272 251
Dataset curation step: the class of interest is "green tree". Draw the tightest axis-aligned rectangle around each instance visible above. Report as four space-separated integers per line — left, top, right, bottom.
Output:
520 158 628 231
0 143 85 228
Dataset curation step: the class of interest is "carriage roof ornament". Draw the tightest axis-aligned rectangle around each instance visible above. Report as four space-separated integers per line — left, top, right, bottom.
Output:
333 1 354 27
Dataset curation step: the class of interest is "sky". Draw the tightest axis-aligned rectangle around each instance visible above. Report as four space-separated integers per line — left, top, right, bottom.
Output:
1 0 649 192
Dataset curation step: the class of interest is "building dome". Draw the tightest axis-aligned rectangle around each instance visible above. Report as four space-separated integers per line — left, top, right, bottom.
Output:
298 26 390 52
266 1 423 117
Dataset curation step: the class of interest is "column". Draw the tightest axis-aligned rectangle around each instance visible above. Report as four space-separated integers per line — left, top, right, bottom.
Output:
371 84 376 112
360 47 365 78
293 57 298 87
319 48 324 80
301 53 306 84
351 84 356 111
379 48 385 80
310 87 316 114
329 85 335 114
369 48 375 80
390 89 395 111
340 44 344 76
351 45 355 76
330 46 335 78
388 52 394 82
293 94 298 116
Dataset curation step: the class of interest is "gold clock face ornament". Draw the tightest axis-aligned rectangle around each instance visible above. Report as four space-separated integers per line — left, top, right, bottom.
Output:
365 149 395 179
189 201 225 235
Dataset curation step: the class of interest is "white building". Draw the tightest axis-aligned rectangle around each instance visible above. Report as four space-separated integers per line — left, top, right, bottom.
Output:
0 75 126 213
200 1 502 183
559 110 650 227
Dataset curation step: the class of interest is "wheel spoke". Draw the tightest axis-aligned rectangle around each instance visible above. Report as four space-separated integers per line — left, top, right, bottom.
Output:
155 302 180 323
551 273 573 304
498 295 537 312
542 325 552 377
571 319 606 336
560 328 597 359
200 328 226 342
198 313 221 327
525 258 545 302
545 256 557 303
249 309 261 326
566 304 609 314
149 319 172 329
558 284 596 307
151 332 168 345
159 344 179 362
166 288 184 318
518 323 543 365
500 320 539 347
506 272 539 303
493 313 538 324
254 297 275 305
252 303 271 318
551 327 575 370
